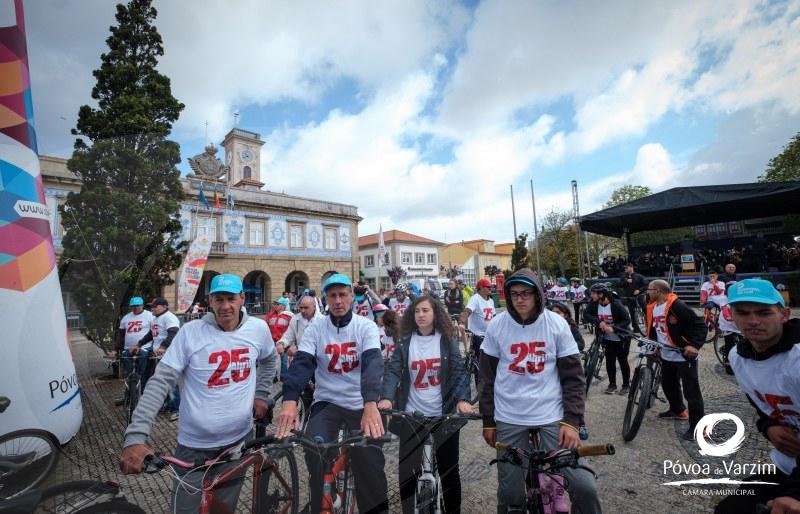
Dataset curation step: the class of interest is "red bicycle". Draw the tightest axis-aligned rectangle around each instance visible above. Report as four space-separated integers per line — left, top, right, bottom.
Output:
143 433 298 514
290 429 389 514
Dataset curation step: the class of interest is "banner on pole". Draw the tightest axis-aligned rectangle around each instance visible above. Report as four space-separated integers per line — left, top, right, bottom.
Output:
177 235 213 312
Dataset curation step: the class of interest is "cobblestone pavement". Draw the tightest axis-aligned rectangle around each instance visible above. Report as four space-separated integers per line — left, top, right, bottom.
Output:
52 315 790 513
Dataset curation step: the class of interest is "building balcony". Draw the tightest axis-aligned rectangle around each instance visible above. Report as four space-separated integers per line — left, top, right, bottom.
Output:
210 241 227 255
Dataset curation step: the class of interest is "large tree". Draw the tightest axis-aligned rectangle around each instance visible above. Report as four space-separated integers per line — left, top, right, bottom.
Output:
510 233 529 271
759 132 800 182
59 0 185 350
604 185 651 208
540 210 579 277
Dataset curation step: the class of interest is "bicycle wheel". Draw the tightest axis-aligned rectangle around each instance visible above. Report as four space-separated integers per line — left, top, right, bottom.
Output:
712 330 724 365
126 374 140 425
256 447 299 514
415 481 436 514
704 308 719 343
0 429 59 499
584 346 601 393
648 365 662 409
343 466 357 514
35 480 118 513
70 499 146 513
622 366 652 442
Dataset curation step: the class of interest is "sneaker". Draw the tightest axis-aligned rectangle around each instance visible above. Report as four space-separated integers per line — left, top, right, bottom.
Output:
579 425 589 441
618 385 630 396
682 428 695 441
604 385 617 395
658 409 689 420
169 412 179 422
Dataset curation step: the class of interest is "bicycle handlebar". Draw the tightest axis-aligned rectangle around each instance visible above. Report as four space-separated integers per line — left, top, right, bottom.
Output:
491 443 615 471
143 435 283 473
288 429 392 450
380 409 481 425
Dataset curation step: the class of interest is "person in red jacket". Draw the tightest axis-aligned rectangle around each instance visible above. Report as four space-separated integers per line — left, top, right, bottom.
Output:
266 297 293 379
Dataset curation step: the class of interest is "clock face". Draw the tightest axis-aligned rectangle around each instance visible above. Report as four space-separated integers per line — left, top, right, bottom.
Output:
240 149 254 163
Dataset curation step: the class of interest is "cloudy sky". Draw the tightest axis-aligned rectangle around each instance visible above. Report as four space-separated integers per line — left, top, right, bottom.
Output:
23 0 800 243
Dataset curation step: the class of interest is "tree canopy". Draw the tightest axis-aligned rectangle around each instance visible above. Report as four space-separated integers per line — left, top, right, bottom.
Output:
760 131 800 182
59 0 185 350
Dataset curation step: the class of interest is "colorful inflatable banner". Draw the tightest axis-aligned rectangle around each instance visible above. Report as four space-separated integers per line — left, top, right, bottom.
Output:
0 0 83 442
176 235 212 312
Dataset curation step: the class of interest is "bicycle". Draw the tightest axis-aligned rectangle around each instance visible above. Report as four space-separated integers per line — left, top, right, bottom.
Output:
582 332 619 393
0 479 146 513
271 388 310 433
382 410 480 514
492 430 615 514
144 433 299 514
703 303 720 345
461 330 481 405
107 353 159 424
0 397 59 500
620 331 685 442
290 429 390 514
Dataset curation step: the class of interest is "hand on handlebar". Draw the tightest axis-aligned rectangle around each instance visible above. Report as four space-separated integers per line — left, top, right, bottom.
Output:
120 444 154 474
456 401 475 414
558 425 580 449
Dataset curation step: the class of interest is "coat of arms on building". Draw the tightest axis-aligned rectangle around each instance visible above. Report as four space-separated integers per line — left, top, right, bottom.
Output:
188 144 229 179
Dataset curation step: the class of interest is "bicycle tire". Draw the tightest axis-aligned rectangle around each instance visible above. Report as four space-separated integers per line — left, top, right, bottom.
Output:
343 466 357 514
649 364 662 410
704 307 719 343
0 429 59 500
415 482 436 514
125 374 140 425
712 330 724 366
256 447 299 514
622 366 652 442
35 480 118 513
68 499 146 513
584 346 601 393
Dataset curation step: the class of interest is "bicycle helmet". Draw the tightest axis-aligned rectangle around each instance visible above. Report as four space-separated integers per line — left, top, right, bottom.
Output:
570 277 581 283
394 283 406 293
372 304 388 314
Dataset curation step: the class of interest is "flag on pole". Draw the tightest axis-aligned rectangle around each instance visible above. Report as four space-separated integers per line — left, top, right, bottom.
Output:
198 182 210 209
377 225 386 266
214 189 221 209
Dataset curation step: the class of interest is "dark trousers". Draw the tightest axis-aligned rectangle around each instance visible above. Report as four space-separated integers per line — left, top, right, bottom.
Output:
660 359 704 428
714 471 790 514
470 334 484 393
573 303 582 326
304 402 388 514
623 298 641 332
604 339 631 387
398 422 462 514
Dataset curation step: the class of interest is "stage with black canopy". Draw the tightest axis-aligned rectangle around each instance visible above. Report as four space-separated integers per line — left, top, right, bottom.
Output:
579 182 800 239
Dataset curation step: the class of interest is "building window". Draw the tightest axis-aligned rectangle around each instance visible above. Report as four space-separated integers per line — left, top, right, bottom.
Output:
324 227 338 250
248 220 265 246
427 253 436 265
365 255 375 267
415 253 425 265
289 223 304 248
729 221 741 233
197 215 217 241
243 166 252 179
382 254 390 266
401 252 412 265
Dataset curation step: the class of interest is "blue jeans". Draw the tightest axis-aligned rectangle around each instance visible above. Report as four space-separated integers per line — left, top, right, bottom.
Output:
121 348 150 377
163 383 180 412
280 353 289 378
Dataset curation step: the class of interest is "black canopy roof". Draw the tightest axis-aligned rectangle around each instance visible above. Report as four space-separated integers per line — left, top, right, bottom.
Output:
579 182 800 237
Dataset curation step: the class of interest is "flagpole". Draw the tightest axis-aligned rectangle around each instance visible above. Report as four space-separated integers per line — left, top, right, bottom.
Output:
530 179 542 276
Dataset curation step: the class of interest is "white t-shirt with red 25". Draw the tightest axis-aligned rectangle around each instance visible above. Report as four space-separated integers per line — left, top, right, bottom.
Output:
406 332 442 417
160 315 275 448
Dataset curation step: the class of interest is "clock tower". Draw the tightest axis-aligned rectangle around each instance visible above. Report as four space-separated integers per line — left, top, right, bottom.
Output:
221 128 266 189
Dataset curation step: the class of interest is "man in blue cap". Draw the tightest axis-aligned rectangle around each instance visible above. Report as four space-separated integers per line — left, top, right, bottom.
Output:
119 274 278 513
276 273 388 514
113 296 155 377
716 279 800 514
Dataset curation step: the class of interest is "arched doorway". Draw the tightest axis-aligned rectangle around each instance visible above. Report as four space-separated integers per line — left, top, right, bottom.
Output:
243 270 271 315
285 271 310 297
192 270 219 310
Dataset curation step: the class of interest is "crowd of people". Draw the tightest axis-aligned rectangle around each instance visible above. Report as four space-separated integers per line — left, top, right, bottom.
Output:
607 238 800 277
113 269 798 514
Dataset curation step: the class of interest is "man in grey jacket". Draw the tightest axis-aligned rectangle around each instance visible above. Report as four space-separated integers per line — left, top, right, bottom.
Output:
119 274 278 513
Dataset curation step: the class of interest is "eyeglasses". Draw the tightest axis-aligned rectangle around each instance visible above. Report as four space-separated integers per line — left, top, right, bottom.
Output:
509 290 535 300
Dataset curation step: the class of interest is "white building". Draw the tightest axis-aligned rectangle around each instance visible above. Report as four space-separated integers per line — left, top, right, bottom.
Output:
358 230 443 292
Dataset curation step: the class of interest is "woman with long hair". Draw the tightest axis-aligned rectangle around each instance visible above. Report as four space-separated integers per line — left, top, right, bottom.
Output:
378 296 473 513
374 304 400 361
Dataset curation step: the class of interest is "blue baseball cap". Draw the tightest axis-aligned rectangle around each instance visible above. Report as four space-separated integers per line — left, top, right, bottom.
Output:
209 274 243 295
129 296 144 307
275 297 290 308
323 273 352 293
728 279 784 307
558 277 568 284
